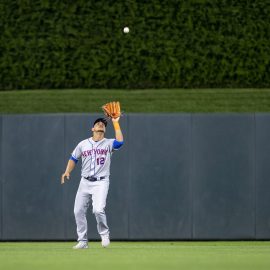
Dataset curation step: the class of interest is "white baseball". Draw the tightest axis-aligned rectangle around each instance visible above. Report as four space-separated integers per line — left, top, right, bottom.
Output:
123 27 129 33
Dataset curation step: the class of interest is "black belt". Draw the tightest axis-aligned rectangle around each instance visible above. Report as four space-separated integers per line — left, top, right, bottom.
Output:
84 176 106 182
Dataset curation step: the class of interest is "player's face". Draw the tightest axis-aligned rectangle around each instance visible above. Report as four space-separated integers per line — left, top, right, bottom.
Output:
92 121 106 133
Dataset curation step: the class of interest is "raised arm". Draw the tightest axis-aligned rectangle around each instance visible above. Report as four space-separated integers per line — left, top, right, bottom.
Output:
112 117 123 142
61 159 76 184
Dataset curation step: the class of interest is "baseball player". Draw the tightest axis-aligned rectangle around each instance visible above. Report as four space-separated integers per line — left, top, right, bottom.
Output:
61 116 123 249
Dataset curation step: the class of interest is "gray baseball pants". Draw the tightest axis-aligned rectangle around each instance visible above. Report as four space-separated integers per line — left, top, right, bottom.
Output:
74 178 110 242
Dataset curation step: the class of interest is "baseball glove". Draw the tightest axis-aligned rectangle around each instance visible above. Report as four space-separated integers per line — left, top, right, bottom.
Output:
102 101 121 119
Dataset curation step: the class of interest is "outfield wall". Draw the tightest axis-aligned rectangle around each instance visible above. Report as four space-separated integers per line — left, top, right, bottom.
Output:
0 114 270 240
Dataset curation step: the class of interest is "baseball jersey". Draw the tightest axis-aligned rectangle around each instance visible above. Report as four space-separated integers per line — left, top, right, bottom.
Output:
71 137 120 179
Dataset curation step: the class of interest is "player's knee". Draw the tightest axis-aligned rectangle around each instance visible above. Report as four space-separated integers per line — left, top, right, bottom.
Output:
93 208 105 216
74 207 84 217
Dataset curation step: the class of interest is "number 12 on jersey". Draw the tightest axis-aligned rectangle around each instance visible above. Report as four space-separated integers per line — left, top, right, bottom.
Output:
97 157 105 165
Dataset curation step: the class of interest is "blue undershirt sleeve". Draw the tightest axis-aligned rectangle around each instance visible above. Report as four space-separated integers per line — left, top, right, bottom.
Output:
70 155 78 164
113 140 124 150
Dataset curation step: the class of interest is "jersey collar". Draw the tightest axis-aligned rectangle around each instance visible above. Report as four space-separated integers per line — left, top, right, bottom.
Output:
90 137 105 144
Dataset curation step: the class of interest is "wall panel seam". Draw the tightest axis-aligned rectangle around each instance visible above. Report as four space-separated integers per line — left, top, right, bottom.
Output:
0 116 2 239
190 113 194 239
254 113 257 239
63 114 68 240
127 114 130 239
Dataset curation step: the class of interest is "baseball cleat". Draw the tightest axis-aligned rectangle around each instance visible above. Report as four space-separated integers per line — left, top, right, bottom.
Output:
73 241 88 249
101 234 110 248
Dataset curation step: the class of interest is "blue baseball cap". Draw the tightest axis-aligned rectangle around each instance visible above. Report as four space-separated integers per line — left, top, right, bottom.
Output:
93 118 107 127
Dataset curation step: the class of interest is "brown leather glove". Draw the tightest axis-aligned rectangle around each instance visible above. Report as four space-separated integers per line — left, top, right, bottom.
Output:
102 101 121 119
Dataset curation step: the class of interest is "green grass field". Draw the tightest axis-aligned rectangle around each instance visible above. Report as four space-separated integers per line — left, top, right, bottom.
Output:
0 89 270 113
0 242 270 270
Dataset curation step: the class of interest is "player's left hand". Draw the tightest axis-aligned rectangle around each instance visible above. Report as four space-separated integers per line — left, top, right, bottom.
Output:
102 101 121 119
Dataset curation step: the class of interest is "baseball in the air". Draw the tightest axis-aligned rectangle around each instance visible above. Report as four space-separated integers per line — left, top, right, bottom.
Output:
123 27 129 33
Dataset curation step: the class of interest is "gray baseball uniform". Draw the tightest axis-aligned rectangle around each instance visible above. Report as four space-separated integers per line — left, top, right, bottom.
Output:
71 137 122 242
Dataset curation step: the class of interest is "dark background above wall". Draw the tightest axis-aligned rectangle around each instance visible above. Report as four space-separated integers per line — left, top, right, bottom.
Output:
1 1 269 89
